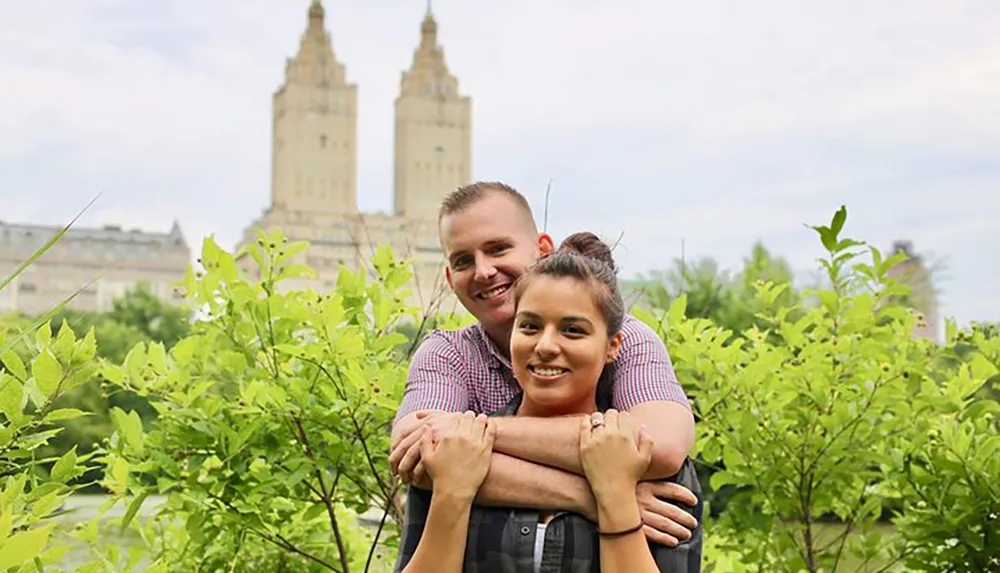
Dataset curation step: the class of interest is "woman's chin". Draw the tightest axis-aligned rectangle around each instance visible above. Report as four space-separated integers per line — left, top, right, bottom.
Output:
522 388 591 416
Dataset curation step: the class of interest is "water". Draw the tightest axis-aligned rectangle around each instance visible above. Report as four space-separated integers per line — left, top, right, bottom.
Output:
51 495 395 571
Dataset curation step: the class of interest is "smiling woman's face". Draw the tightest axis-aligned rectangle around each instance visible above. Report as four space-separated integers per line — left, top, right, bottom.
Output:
510 275 621 417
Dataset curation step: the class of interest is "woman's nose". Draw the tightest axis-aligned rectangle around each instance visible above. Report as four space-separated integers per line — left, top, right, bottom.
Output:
535 331 559 357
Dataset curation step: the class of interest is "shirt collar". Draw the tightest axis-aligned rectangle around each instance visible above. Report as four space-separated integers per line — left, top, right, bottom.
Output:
472 322 512 371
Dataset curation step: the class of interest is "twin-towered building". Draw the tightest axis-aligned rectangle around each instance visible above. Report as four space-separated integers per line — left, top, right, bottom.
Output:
1 1 471 316
238 0 470 313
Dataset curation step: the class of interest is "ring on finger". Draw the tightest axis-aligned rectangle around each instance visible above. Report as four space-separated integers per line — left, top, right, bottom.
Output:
590 412 604 429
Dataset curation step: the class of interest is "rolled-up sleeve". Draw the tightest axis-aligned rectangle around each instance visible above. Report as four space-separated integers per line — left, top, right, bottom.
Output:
393 331 471 425
611 317 691 411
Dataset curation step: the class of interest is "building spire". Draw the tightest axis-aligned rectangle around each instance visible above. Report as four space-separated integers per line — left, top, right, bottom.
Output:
282 0 348 88
420 1 438 45
305 0 327 46
398 4 457 98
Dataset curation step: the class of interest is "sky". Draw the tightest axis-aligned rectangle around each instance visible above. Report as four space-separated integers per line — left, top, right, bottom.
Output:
1 0 998 333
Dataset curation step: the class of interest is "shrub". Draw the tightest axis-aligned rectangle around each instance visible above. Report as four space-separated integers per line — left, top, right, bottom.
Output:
891 320 999 572
97 231 415 572
0 321 103 571
637 207 999 572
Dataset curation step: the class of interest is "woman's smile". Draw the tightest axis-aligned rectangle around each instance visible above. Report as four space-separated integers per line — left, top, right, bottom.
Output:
527 364 571 381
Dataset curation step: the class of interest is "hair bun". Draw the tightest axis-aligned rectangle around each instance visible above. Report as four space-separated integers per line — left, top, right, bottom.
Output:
558 232 617 272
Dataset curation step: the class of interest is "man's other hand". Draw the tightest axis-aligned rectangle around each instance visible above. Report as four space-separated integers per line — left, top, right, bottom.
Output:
636 481 699 547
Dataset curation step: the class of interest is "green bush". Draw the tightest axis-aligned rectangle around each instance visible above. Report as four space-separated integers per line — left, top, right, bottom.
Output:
0 321 103 571
95 231 415 572
636 207 999 572
0 214 134 573
891 321 999 572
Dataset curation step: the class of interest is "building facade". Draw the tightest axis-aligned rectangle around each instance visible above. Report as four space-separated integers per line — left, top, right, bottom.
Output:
0 220 190 316
238 1 470 314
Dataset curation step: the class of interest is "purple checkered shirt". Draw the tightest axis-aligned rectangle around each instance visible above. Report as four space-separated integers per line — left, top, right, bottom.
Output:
393 313 690 424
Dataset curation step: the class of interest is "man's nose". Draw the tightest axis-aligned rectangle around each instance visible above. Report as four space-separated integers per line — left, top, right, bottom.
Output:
473 255 496 283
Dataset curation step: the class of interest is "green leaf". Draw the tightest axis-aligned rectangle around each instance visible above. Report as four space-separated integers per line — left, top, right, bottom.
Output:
50 446 78 482
303 502 326 522
810 224 836 252
0 510 11 541
106 457 130 494
110 407 145 457
830 205 847 237
0 522 55 570
0 351 27 382
120 490 151 532
969 353 998 381
42 408 90 423
0 377 24 422
31 350 63 397
147 342 168 374
668 294 687 328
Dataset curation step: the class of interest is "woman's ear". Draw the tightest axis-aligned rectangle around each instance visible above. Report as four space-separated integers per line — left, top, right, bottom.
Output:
605 332 623 363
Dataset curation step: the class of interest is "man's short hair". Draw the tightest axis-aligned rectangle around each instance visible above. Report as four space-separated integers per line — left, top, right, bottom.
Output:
438 181 537 232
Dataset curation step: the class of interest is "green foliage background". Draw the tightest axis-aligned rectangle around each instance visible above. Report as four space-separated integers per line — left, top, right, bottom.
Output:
0 207 997 572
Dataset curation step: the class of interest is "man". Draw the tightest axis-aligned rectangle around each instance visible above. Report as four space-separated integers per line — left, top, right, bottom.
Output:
390 181 701 549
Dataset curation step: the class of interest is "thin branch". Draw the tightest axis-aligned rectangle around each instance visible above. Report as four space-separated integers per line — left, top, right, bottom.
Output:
293 417 352 573
542 179 553 232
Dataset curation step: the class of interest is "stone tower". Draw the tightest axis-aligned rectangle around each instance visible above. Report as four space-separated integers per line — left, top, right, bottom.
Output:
237 1 469 314
271 0 358 215
392 2 473 222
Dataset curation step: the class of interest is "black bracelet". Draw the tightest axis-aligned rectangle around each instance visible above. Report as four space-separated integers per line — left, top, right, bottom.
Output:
597 521 644 537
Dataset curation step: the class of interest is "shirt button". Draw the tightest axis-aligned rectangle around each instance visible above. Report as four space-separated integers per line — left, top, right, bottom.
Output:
520 526 531 535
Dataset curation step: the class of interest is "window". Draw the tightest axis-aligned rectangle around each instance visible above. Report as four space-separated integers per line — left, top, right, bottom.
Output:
320 135 327 148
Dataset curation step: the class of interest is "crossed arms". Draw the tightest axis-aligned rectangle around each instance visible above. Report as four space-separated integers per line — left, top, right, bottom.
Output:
389 323 699 545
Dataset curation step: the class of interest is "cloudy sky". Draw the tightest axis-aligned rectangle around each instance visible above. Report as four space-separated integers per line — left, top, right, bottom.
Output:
2 0 998 331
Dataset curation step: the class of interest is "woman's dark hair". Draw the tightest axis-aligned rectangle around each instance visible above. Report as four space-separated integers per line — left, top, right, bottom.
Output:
513 231 625 337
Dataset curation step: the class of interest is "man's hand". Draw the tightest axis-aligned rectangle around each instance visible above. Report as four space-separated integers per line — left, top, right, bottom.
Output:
636 481 699 547
390 411 463 484
418 411 496 501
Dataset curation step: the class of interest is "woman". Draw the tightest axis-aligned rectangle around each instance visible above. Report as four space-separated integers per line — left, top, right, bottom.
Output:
395 232 701 572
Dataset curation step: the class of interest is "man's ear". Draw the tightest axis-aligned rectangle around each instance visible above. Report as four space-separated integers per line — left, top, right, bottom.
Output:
445 265 455 292
606 332 623 363
537 232 555 256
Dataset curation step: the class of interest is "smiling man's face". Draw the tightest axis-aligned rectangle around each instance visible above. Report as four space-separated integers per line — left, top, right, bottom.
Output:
440 192 553 344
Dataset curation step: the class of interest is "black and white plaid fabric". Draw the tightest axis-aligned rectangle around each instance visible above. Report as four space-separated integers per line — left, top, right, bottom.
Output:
393 393 703 572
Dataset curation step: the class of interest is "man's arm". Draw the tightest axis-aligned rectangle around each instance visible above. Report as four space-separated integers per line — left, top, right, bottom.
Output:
489 402 693 479
475 451 597 518
489 317 695 479
390 333 470 450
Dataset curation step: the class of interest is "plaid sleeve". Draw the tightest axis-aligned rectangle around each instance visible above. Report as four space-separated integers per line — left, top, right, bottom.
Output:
393 331 471 426
611 316 691 411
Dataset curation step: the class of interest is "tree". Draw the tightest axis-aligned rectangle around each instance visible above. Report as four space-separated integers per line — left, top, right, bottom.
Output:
106 283 190 348
631 241 800 340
